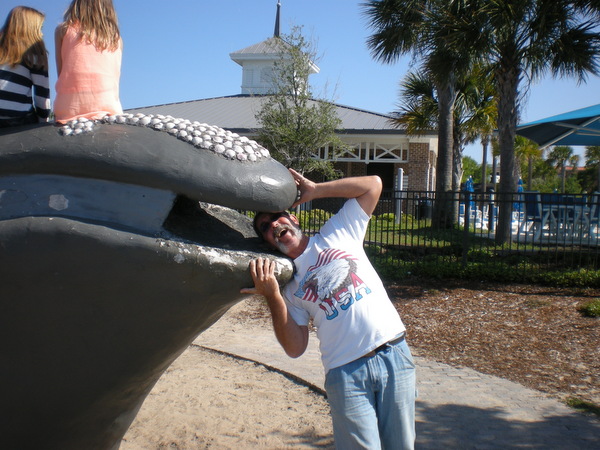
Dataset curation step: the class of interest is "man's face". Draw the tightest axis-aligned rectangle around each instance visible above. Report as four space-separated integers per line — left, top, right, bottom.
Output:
255 212 303 256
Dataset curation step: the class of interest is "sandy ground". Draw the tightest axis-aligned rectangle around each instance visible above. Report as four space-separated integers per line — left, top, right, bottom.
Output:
120 280 600 448
121 345 333 449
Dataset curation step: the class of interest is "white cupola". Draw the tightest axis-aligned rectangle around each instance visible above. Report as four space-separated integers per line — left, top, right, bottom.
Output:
229 1 319 95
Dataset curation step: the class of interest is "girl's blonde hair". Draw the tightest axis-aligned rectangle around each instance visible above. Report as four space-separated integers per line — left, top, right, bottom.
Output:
63 0 121 52
0 6 48 70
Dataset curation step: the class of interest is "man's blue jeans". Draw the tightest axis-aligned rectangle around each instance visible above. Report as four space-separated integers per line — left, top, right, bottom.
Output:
324 338 416 449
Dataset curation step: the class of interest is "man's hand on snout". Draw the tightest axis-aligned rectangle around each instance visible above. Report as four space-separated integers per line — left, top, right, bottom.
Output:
240 257 281 298
290 168 316 208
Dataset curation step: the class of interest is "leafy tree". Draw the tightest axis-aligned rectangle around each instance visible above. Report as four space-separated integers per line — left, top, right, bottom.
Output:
585 146 600 191
529 158 560 192
442 0 600 242
255 27 344 178
462 156 480 183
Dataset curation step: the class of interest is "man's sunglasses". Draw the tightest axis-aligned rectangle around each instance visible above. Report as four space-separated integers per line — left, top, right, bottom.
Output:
258 212 288 234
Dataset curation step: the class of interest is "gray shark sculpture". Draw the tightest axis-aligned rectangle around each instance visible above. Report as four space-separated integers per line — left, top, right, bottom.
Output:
0 116 296 449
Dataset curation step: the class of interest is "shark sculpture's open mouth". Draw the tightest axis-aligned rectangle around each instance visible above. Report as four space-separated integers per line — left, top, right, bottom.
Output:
0 117 296 449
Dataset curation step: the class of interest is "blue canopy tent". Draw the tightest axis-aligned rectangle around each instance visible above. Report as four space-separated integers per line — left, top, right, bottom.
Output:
516 103 600 148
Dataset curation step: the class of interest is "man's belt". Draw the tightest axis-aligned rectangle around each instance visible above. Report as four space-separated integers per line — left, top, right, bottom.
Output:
363 333 406 358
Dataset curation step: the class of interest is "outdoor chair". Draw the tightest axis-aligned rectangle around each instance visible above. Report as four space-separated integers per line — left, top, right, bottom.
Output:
517 191 549 241
538 193 592 240
585 192 600 238
459 202 485 229
482 203 498 231
560 195 590 239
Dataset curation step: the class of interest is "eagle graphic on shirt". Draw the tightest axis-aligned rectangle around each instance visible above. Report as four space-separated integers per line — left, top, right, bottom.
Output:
294 248 371 320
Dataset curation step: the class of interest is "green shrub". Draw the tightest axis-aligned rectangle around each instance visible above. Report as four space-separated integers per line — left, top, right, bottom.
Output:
578 299 600 317
533 269 600 287
376 212 396 223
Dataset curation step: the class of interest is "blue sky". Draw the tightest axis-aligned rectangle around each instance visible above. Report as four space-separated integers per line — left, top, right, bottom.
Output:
3 0 599 162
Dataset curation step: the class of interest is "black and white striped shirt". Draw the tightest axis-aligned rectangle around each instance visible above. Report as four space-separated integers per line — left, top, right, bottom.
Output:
0 62 51 125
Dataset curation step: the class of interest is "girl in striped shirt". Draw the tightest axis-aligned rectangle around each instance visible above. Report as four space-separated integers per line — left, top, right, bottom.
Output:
0 6 51 127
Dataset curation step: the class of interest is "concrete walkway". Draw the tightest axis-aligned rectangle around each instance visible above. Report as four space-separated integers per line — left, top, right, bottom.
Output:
194 305 600 449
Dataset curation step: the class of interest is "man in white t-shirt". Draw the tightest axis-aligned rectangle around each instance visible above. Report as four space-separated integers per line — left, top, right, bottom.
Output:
242 169 416 449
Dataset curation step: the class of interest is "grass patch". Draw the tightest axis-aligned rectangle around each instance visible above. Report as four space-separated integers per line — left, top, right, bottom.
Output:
524 299 550 309
565 397 600 417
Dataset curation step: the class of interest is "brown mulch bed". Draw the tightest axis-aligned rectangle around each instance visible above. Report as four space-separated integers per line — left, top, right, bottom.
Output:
388 279 600 408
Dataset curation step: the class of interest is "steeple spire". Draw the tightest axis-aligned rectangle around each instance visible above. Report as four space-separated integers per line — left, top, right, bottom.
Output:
274 1 281 37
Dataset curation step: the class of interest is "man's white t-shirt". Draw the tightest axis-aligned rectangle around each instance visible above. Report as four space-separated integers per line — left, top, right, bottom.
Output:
283 198 405 373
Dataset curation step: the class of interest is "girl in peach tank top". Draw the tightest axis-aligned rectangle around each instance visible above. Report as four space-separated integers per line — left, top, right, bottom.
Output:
54 0 122 123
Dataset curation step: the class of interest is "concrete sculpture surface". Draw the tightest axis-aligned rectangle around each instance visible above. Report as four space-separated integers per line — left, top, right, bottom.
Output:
0 117 296 449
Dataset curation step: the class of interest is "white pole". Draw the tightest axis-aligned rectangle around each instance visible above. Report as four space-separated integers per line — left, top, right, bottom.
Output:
395 168 404 225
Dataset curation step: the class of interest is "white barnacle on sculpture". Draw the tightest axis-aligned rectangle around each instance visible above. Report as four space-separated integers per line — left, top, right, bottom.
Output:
59 126 73 136
54 112 271 162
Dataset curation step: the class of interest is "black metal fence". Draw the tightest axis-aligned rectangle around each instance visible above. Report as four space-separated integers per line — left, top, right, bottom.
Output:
291 190 600 273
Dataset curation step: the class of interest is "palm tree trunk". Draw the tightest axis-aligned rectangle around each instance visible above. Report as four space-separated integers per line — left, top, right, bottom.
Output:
481 135 489 196
495 62 520 244
452 135 463 192
432 80 456 229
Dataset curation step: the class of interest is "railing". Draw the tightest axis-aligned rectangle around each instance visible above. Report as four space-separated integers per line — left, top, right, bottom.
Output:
285 190 600 272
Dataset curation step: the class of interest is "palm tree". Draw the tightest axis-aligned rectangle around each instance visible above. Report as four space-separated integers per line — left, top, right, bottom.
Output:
395 64 497 191
547 145 574 193
514 136 542 190
458 64 497 198
362 0 472 227
441 0 600 242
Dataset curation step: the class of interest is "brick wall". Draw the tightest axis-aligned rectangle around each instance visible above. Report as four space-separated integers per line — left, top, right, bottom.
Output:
402 143 435 191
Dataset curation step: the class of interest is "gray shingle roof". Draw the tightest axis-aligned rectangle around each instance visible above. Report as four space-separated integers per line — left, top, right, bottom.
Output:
126 95 410 135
